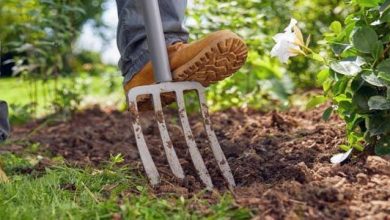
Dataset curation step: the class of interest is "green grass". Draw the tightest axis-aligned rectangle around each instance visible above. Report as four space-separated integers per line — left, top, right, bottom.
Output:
0 73 253 219
0 153 251 220
0 71 124 120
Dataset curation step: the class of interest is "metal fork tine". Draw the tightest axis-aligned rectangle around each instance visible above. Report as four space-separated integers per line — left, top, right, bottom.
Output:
176 91 213 189
136 0 236 189
128 82 236 189
152 93 185 179
197 89 236 187
128 100 160 186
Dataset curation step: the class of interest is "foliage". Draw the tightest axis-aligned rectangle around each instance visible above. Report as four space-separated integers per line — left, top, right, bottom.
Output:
0 0 106 116
0 153 251 219
0 0 105 43
188 0 349 110
1 0 105 78
8 103 35 125
0 71 123 123
0 153 32 174
52 82 85 117
321 0 390 154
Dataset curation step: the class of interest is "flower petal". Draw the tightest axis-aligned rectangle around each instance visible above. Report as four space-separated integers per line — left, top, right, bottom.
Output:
284 18 298 32
271 18 302 63
330 148 353 164
293 25 304 45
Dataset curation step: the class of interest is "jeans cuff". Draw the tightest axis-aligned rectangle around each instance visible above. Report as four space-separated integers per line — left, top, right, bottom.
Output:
122 33 188 84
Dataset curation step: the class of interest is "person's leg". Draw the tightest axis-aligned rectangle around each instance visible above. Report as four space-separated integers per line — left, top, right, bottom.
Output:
116 0 188 83
0 101 10 142
118 0 248 111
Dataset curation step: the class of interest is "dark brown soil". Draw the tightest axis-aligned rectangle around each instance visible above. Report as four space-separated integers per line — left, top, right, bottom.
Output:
2 105 390 219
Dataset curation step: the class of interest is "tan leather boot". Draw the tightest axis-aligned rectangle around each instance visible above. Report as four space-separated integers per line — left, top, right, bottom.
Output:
124 30 248 110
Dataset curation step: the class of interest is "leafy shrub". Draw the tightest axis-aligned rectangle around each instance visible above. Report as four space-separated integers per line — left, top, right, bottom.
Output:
52 78 89 117
188 0 348 110
1 0 104 78
9 103 35 125
322 0 390 154
69 50 108 76
1 0 106 115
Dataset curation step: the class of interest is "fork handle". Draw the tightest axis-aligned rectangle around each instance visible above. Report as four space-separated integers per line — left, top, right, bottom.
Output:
140 0 173 83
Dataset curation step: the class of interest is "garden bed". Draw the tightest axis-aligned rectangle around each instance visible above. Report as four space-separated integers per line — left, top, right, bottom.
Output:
4 105 390 219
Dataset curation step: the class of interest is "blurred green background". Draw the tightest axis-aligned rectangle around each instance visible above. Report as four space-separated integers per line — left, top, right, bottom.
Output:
0 0 349 123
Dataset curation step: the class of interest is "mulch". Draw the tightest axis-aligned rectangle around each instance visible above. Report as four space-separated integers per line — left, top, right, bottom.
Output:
2 105 390 219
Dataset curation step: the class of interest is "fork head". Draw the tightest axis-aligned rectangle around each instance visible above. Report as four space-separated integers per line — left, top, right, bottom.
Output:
127 81 236 189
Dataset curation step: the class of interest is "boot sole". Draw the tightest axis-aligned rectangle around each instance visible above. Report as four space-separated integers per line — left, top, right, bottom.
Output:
136 36 248 111
173 37 248 86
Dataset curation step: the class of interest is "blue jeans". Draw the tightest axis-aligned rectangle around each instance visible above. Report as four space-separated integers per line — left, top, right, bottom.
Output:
116 0 189 83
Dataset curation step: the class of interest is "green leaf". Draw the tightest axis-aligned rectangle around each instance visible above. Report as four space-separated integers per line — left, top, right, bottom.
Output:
377 59 390 74
330 61 362 76
368 96 390 110
375 136 390 155
381 10 390 23
352 86 378 113
310 53 325 62
323 79 333 92
351 26 379 53
378 72 390 84
362 71 386 87
306 96 327 110
339 144 351 152
317 69 330 84
366 115 390 136
348 115 365 131
383 33 390 43
334 94 350 103
136 185 144 192
351 77 366 92
322 107 333 121
331 44 351 56
333 77 350 95
372 41 384 60
348 132 365 145
354 142 365 152
330 21 342 34
353 0 381 7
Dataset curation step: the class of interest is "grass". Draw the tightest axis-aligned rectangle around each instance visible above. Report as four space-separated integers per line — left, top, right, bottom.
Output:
0 72 253 219
0 71 125 120
0 153 251 220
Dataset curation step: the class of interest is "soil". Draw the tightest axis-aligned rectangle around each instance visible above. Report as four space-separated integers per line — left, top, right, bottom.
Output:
2 105 390 219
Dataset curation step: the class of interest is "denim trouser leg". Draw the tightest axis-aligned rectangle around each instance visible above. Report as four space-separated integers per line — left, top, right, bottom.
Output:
0 101 10 142
116 0 189 83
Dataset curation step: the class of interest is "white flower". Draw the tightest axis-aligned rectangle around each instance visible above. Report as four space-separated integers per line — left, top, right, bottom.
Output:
270 18 304 63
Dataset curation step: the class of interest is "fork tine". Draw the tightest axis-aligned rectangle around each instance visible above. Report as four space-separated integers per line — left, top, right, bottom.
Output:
128 82 236 189
152 93 185 179
176 91 213 189
128 100 160 186
197 89 236 187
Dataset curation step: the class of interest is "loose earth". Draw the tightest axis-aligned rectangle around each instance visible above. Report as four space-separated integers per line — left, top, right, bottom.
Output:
3 105 390 219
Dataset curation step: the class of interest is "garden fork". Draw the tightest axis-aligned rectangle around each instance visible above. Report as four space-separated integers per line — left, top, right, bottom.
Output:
127 0 235 189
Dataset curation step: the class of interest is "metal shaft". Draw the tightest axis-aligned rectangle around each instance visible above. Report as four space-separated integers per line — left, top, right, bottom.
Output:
140 0 172 83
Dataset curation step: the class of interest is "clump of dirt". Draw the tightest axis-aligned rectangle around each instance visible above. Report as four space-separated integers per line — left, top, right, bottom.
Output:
3 105 390 219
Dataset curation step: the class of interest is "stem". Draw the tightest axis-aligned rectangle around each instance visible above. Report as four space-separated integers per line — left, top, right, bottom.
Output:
373 43 390 68
382 43 390 59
